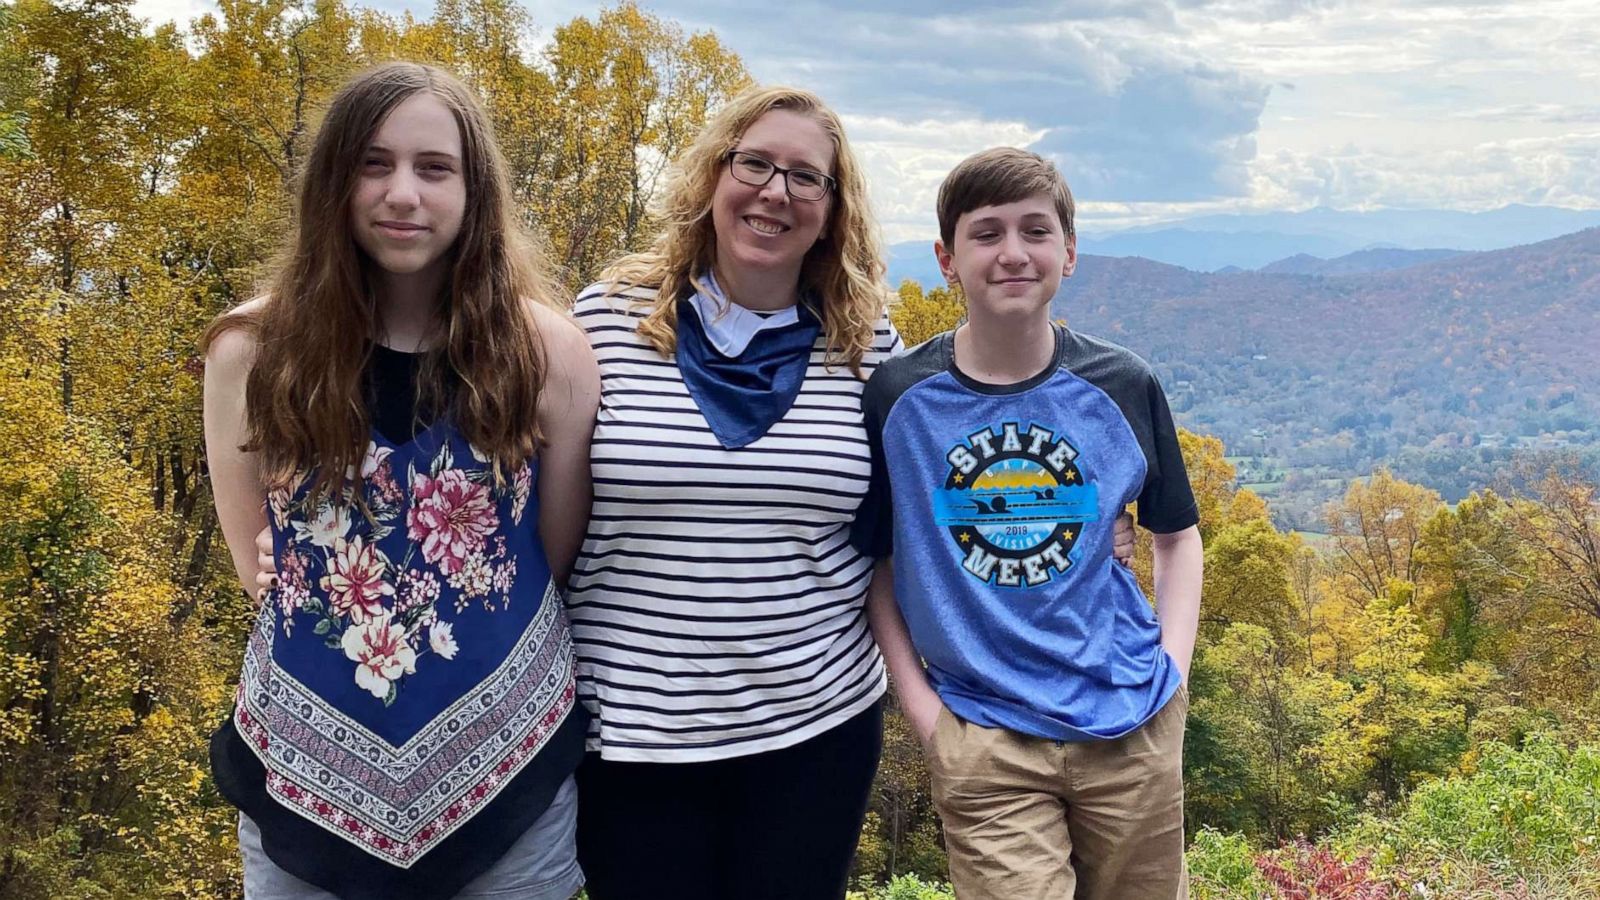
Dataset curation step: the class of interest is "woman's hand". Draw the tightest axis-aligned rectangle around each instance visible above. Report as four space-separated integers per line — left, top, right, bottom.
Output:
255 525 277 605
1113 511 1135 567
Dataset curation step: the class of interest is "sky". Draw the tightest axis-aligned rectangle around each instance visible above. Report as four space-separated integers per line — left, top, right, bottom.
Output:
131 0 1600 243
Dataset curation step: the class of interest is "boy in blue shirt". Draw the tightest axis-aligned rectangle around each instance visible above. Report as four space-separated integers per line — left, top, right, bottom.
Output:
852 147 1203 900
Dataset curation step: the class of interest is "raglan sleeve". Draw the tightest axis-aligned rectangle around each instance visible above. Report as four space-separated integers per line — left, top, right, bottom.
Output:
850 366 896 558
1136 370 1200 534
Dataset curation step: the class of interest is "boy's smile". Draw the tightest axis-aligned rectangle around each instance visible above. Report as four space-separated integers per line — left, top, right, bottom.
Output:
935 193 1076 320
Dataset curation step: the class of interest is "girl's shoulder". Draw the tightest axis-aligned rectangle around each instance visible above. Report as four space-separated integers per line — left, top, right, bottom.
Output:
203 296 270 372
522 299 588 360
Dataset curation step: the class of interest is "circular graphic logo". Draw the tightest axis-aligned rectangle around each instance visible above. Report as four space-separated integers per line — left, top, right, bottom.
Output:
933 421 1098 588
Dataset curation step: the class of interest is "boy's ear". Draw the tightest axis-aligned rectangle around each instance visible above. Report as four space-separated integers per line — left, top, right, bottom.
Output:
934 239 958 285
1062 232 1078 278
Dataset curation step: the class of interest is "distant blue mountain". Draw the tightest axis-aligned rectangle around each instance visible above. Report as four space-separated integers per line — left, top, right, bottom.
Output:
1079 229 1354 272
1258 247 1465 276
1082 205 1600 272
886 239 944 290
885 205 1600 283
1131 204 1600 249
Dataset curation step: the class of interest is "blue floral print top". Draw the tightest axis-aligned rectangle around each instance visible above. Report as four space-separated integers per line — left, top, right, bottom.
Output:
213 396 585 900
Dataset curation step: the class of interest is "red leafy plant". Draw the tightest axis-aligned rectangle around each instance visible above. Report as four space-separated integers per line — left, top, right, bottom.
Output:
1254 840 1398 899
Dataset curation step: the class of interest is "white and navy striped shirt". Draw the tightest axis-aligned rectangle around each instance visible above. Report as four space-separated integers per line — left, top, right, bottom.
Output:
567 284 902 762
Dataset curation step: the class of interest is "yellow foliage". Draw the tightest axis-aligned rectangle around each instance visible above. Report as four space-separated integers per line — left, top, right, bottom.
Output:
1323 468 1444 602
889 279 966 347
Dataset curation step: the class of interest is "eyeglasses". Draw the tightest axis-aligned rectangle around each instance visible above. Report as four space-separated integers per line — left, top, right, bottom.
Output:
725 150 836 202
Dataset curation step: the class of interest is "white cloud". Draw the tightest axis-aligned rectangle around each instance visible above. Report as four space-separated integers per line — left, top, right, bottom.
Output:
131 0 1600 240
1248 132 1600 211
844 115 1047 243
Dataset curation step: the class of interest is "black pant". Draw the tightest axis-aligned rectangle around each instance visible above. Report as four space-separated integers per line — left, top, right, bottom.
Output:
576 700 884 900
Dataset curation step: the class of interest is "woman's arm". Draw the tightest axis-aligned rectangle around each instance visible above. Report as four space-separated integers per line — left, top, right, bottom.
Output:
530 304 601 588
1151 524 1203 681
202 309 270 600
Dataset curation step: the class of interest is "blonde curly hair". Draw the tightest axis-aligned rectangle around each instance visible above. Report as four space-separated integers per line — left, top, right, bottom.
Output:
602 85 888 376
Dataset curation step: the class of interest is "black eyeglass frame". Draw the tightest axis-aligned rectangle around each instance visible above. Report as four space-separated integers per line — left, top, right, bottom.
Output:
724 150 837 201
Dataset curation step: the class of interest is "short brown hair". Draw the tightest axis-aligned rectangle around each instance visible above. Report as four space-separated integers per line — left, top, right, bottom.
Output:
936 147 1075 248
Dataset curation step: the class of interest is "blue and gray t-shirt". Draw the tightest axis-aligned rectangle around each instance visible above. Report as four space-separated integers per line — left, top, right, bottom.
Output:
851 325 1198 742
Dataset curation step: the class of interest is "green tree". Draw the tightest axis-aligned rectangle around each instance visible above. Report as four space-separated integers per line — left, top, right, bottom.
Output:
1201 519 1300 643
1185 623 1357 839
1343 583 1477 801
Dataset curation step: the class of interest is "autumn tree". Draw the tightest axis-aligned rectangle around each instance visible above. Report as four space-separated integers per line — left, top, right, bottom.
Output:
536 2 749 284
1493 459 1600 716
890 279 966 348
1342 583 1488 800
1324 469 1443 602
1413 491 1531 671
0 291 238 899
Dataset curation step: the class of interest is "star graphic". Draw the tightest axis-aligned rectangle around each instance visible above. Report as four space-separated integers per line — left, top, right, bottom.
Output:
1062 470 1077 483
958 531 970 543
953 473 965 484
1062 528 1077 541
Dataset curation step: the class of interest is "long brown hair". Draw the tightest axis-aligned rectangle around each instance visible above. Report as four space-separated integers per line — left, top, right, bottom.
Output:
602 85 888 376
204 62 556 501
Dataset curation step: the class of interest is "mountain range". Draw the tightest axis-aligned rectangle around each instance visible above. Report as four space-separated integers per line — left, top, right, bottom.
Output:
1255 248 1463 276
886 205 1600 280
1045 227 1600 525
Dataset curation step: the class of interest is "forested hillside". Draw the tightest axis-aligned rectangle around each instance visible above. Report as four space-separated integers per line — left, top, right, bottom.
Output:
1049 232 1600 526
2 0 1598 897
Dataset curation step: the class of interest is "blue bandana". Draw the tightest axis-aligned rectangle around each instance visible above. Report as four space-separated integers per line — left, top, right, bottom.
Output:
677 275 822 449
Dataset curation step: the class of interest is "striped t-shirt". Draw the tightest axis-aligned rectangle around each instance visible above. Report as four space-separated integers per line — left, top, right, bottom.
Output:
567 283 901 762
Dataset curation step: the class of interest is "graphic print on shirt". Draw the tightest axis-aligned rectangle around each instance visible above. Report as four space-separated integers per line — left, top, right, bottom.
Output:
932 421 1099 588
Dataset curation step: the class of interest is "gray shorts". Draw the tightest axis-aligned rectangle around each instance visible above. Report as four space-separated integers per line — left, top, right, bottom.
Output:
239 775 583 900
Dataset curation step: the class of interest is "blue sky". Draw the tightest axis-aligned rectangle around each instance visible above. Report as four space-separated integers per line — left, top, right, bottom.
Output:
134 0 1600 243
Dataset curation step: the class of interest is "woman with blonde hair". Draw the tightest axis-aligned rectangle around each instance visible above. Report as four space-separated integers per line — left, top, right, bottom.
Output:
203 62 597 899
566 85 898 899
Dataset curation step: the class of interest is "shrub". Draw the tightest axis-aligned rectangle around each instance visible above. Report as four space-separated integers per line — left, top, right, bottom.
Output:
846 873 955 900
1338 735 1600 873
1188 827 1270 899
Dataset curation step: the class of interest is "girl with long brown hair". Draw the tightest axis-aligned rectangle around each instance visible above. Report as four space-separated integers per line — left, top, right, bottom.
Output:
202 62 597 899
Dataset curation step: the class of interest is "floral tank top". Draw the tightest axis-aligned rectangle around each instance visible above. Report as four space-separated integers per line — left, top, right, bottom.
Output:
211 349 585 900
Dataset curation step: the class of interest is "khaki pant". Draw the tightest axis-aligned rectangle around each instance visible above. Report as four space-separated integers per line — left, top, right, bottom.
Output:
927 686 1189 900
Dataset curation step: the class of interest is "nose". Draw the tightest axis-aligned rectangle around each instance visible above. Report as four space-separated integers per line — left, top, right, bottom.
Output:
383 169 422 209
997 231 1028 266
757 171 791 204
